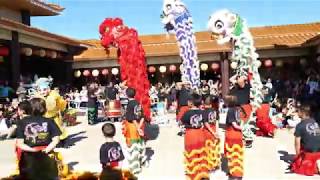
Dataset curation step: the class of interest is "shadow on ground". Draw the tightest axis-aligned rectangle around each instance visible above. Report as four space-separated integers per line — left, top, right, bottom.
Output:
145 147 155 162
64 131 88 148
68 161 79 171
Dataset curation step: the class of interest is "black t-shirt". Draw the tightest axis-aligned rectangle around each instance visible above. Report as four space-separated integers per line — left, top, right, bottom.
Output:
230 83 250 105
226 107 241 127
178 87 191 107
88 90 98 108
100 141 124 165
16 116 61 147
181 109 204 129
202 108 218 124
294 118 320 152
125 99 143 122
106 87 118 100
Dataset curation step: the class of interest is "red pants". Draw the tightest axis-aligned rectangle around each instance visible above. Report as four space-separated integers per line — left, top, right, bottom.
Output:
225 127 244 178
291 151 320 176
184 128 209 180
256 104 276 137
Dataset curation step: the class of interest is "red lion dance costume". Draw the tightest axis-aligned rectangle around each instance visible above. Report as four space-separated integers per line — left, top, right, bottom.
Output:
99 18 150 174
99 18 150 119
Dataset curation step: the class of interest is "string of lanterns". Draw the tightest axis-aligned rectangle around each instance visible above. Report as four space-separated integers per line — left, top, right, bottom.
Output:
74 68 118 78
74 57 314 78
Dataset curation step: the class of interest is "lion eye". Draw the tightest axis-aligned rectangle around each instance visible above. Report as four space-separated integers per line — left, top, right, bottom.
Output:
166 4 172 9
214 20 224 29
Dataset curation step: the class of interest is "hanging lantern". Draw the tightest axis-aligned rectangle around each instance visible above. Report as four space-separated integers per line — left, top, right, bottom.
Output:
148 66 156 73
0 46 9 56
83 70 90 77
200 63 208 71
275 60 283 67
230 61 238 69
102 69 109 75
21 48 32 56
264 59 273 67
92 69 99 77
74 70 81 78
169 65 177 72
111 68 119 75
159 66 167 73
300 58 307 66
34 49 46 57
211 63 220 71
47 51 57 59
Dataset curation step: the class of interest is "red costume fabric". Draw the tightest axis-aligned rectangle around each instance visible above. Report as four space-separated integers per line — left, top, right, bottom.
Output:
239 104 252 123
224 126 244 178
99 18 151 120
203 124 221 170
291 151 320 176
184 128 210 180
177 106 189 122
256 103 276 137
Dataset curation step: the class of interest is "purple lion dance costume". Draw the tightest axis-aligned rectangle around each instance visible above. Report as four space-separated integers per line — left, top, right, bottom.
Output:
161 0 200 89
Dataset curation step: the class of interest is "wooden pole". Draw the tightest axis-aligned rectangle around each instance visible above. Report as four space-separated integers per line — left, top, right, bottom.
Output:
220 52 229 98
10 31 20 89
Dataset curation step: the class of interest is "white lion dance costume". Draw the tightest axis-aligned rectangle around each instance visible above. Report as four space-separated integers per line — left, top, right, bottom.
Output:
208 9 264 178
208 9 264 141
161 0 200 89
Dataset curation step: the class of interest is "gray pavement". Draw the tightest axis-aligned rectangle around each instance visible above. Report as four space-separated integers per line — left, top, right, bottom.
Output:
0 115 319 179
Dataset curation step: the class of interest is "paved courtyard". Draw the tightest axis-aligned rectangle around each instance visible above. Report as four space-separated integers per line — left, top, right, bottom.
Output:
0 115 319 180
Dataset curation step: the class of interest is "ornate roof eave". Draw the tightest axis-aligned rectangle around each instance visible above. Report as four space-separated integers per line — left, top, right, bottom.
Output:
29 0 64 14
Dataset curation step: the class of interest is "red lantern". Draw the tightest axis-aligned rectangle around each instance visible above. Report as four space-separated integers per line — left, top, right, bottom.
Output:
264 59 273 67
169 65 177 72
83 70 90 77
0 47 9 56
148 66 156 73
211 63 220 71
102 69 109 75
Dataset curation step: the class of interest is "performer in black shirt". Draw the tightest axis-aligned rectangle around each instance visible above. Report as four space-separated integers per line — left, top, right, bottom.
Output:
291 104 320 176
181 93 209 180
16 98 61 180
224 95 244 179
88 83 98 125
202 96 221 171
122 88 147 174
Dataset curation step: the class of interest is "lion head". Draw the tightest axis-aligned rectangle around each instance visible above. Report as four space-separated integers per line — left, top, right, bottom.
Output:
99 18 125 48
207 9 238 44
161 0 188 31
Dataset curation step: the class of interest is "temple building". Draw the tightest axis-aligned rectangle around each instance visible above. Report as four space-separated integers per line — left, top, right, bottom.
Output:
0 0 87 88
0 1 319 90
74 22 320 91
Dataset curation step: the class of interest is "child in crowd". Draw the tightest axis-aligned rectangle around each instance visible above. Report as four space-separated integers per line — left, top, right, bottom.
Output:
202 96 221 171
100 123 125 180
181 93 209 180
224 95 244 180
13 100 32 175
122 87 147 174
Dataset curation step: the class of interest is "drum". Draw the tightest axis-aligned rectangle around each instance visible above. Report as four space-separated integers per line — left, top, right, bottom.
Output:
105 100 122 118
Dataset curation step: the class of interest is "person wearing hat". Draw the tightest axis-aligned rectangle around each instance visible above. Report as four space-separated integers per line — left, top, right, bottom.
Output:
34 78 68 144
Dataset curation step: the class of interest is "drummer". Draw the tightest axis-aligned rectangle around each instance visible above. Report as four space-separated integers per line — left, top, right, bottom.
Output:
105 82 118 101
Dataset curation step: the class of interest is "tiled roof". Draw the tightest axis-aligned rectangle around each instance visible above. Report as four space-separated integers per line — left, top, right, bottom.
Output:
0 17 85 48
75 22 320 61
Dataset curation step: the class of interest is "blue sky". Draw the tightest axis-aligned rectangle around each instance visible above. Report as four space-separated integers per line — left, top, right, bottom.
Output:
32 0 320 40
